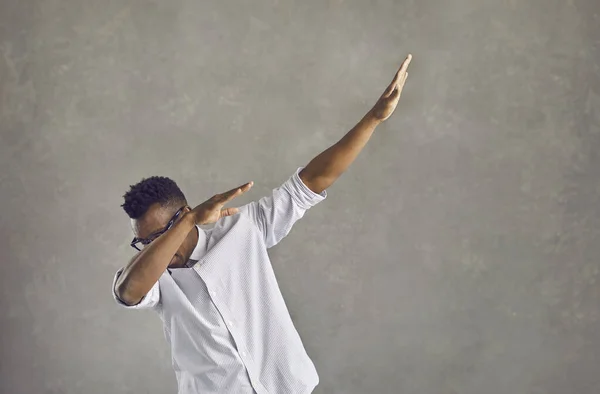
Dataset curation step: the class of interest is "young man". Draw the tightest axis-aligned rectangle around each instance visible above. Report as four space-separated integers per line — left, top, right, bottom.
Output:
113 54 412 394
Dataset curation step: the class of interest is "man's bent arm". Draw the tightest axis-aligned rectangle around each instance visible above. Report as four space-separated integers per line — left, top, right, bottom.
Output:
115 213 195 305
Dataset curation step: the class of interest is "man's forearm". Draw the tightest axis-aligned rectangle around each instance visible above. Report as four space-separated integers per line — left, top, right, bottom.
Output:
115 213 196 305
300 110 381 194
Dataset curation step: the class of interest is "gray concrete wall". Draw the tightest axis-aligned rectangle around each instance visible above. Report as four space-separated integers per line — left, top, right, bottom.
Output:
1 0 599 393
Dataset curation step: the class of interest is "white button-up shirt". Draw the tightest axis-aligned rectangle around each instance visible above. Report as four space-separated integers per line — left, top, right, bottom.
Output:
112 167 327 394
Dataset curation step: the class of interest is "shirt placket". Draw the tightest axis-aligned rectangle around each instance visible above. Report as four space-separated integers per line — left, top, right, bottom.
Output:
193 265 269 394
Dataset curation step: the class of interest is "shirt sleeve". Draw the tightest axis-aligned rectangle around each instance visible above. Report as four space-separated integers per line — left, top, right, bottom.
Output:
112 268 161 310
238 166 327 249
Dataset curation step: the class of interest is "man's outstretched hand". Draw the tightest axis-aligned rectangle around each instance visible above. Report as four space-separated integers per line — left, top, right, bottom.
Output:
368 54 412 122
188 181 254 225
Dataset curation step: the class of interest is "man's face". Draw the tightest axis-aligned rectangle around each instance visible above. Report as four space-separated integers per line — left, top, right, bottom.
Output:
131 203 196 268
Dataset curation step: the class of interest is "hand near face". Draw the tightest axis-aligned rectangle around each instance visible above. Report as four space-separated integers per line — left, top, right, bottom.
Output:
189 181 254 225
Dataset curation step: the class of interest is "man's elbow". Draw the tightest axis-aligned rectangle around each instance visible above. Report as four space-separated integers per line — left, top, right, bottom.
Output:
299 171 331 195
115 278 142 306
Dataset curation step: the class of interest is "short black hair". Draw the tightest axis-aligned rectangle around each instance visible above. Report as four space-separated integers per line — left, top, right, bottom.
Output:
121 176 187 219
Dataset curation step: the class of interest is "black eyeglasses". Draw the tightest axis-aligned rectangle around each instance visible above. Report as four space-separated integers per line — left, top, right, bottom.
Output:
130 206 187 251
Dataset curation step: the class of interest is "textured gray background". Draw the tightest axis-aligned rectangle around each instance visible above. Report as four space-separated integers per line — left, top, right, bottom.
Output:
1 0 600 393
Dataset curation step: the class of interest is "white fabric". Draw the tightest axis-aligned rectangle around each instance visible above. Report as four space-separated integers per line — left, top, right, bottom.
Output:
112 167 327 394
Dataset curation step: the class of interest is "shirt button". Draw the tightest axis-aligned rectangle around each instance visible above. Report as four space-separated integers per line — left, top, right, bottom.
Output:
228 320 234 327
211 291 216 297
241 351 246 357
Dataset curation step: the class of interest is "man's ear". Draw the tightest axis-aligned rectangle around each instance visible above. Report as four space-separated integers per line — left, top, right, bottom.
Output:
184 205 192 213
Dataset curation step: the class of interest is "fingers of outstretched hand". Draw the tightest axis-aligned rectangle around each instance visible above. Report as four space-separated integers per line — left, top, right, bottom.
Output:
218 182 253 203
220 207 239 218
383 81 396 97
399 71 409 88
384 54 412 97
389 71 409 100
398 54 412 75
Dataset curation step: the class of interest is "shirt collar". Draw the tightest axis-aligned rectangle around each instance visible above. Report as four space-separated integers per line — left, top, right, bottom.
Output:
188 225 208 262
